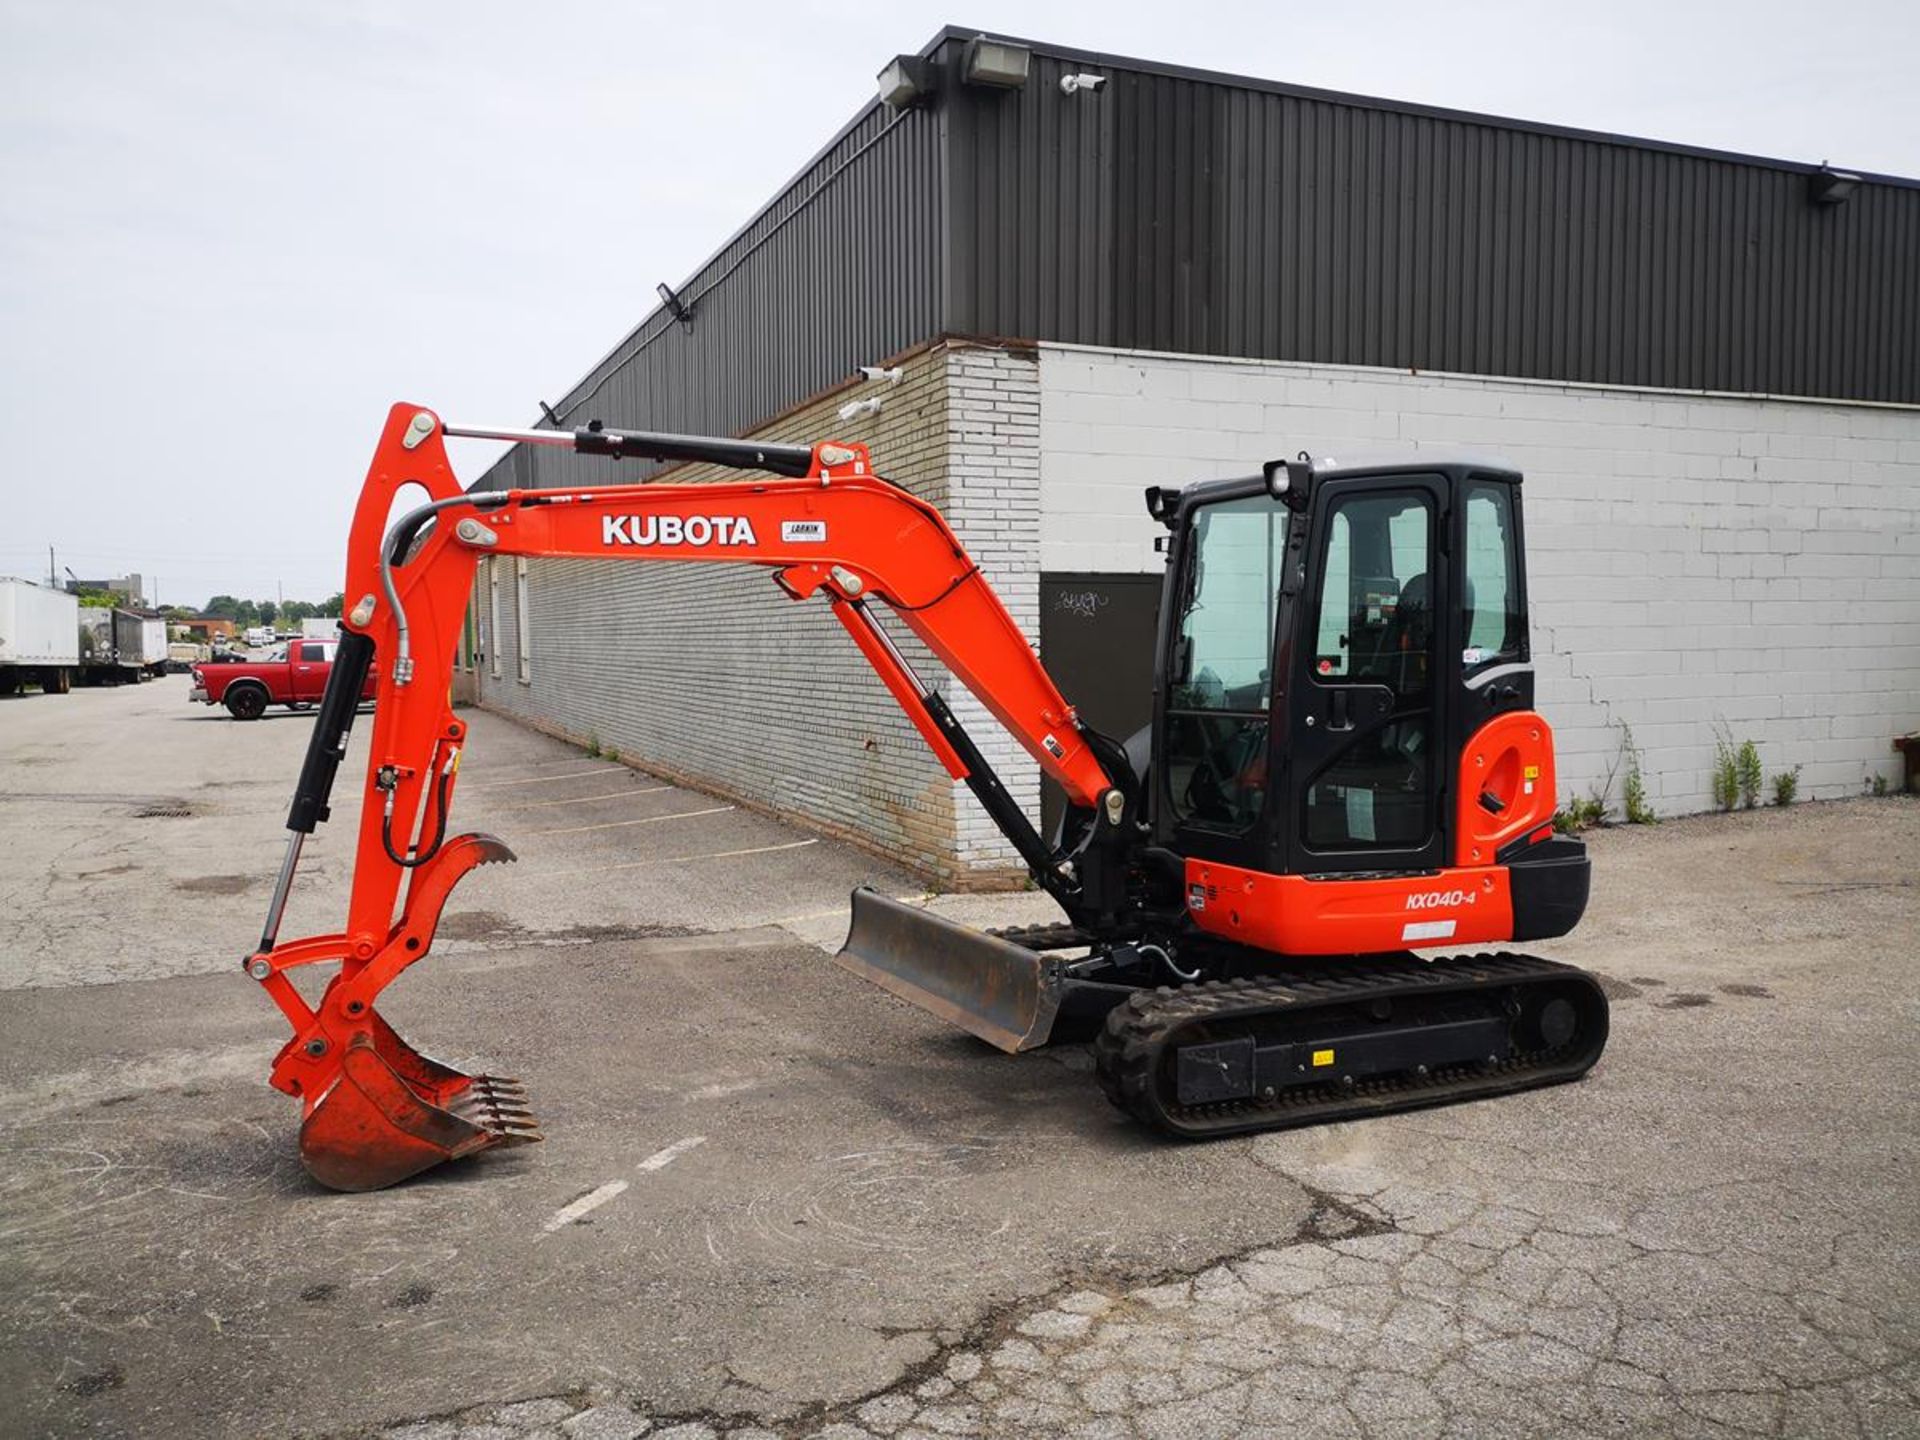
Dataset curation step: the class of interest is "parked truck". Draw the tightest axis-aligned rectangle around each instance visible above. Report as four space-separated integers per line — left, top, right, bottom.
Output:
300 617 342 641
189 636 377 719
167 641 209 673
0 577 79 695
78 606 168 683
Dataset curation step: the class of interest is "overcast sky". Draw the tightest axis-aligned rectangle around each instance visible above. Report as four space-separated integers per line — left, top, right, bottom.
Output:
3 0 1914 610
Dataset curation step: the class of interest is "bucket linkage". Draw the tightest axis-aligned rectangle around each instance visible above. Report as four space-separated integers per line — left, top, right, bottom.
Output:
248 832 537 1192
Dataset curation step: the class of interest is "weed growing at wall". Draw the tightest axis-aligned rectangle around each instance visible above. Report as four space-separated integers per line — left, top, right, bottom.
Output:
1737 740 1764 809
1554 794 1609 832
1772 766 1801 806
1712 727 1740 812
1621 722 1656 825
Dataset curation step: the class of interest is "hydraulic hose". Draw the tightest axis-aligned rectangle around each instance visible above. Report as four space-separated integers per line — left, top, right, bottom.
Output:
378 491 508 687
382 750 457 869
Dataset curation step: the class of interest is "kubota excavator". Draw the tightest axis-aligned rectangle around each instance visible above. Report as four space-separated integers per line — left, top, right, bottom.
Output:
249 403 1607 1191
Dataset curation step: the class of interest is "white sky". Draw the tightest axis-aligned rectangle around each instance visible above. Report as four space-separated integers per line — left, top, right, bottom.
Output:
3 0 1914 610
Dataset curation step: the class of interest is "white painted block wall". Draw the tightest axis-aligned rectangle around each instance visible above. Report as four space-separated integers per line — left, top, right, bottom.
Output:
1038 343 1920 817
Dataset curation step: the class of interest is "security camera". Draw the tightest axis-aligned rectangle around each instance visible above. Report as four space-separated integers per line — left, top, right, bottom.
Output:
858 365 904 385
1060 72 1107 95
837 397 885 422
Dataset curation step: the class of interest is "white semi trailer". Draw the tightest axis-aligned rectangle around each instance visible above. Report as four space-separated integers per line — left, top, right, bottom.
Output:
0 578 79 695
78 606 168 683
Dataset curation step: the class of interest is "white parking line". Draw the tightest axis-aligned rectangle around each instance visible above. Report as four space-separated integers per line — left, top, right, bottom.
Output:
525 804 734 837
489 756 624 774
529 837 819 877
536 1136 708 1240
504 785 673 811
467 766 628 789
538 1179 629 1234
637 1135 707 1172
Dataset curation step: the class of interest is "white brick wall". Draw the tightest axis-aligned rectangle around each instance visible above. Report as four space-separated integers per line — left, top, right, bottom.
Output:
472 341 1049 884
1039 343 1920 817
943 345 1043 865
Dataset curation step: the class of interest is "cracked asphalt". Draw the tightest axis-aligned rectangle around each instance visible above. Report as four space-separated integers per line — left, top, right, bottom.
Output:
1 681 1916 1439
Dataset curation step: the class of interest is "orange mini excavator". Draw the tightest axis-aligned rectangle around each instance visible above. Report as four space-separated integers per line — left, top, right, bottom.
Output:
249 404 1607 1190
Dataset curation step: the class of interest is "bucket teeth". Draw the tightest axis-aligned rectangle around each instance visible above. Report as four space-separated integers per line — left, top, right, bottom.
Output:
452 1075 543 1142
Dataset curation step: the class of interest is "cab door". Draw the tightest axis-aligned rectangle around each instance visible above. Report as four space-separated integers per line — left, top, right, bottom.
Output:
1285 476 1449 875
292 642 332 703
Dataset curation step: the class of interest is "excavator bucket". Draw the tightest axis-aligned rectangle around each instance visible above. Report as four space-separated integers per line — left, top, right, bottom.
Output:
298 1009 540 1192
835 886 1071 1053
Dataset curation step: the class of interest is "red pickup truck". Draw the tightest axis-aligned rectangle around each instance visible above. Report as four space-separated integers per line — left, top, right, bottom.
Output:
189 639 377 720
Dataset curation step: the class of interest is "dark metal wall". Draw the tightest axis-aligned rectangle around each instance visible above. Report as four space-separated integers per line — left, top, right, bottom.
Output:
478 95 948 491
488 27 1920 496
947 41 1920 403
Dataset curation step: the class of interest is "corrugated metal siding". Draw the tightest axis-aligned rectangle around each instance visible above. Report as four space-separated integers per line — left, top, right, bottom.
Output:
947 50 1920 403
484 35 1917 502
478 99 948 492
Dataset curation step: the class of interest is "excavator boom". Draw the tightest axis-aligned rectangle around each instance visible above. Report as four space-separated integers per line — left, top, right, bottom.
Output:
248 404 1132 1190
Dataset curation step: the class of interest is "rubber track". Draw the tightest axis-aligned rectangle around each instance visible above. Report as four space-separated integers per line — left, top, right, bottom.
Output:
1093 952 1608 1139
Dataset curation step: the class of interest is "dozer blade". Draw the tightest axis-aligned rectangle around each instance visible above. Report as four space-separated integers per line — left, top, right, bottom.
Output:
299 1015 541 1193
835 886 1068 1053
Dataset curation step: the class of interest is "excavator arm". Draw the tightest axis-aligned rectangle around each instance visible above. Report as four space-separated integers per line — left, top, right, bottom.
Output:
249 403 1132 1190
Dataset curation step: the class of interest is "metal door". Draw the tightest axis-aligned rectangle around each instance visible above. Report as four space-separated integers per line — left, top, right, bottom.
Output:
1038 574 1162 839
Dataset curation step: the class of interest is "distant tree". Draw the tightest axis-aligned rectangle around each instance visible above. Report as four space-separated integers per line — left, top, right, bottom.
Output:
280 599 318 623
202 594 245 619
258 600 279 627
319 592 345 617
72 587 119 607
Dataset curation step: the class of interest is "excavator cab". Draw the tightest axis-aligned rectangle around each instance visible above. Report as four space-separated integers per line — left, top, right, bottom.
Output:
1154 455 1544 879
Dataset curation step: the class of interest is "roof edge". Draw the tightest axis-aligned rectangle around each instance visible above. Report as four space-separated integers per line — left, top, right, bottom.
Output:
935 22 1920 190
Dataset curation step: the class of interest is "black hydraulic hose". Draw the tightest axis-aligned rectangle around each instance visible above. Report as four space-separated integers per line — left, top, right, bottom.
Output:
383 759 453 869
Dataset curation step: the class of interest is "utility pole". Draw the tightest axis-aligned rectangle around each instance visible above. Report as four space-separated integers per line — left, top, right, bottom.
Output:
47 545 55 588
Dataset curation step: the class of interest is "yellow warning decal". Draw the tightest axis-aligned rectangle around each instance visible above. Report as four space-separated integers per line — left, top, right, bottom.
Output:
1311 1048 1335 1068
1523 764 1540 779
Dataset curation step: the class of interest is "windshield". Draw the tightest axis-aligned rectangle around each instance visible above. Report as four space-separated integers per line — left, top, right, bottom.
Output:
1164 494 1291 831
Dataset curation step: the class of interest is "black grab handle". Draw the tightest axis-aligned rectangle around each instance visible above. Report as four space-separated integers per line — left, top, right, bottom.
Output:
284 630 376 834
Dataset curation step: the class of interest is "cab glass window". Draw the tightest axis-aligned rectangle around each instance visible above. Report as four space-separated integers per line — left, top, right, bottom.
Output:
1308 492 1436 697
1463 482 1522 665
1165 496 1289 831
1303 488 1438 851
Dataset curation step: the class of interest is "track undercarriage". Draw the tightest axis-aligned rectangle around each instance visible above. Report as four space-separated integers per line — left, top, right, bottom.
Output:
840 890 1610 1139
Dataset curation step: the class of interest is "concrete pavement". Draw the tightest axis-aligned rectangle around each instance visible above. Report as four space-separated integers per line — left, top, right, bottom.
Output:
1 680 1915 1439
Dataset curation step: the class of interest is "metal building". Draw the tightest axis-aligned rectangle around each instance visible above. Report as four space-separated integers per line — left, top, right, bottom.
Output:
465 26 1920 881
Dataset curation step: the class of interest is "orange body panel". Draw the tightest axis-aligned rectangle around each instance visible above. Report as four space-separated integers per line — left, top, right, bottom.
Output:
1454 709 1559 867
1185 859 1515 955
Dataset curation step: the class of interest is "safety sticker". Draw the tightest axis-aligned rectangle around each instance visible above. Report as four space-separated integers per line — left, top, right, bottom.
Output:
1311 1049 1335 1068
1463 646 1485 665
1187 883 1207 913
1401 919 1458 943
781 520 827 543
